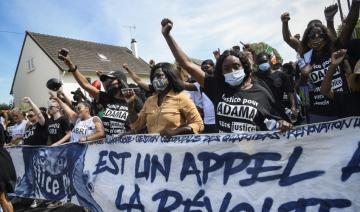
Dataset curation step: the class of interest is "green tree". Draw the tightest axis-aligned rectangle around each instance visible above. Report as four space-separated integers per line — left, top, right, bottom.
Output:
249 42 283 64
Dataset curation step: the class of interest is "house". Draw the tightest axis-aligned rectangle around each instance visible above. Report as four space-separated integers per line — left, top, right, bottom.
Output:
10 31 151 107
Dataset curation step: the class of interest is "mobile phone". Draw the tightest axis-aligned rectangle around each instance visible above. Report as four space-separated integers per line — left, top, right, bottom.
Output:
58 48 69 60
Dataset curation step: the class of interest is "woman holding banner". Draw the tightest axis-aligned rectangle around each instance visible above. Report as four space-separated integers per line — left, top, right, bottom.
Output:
50 93 105 143
123 62 204 138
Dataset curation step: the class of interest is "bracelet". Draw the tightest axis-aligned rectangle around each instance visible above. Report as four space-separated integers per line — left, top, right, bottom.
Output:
68 65 78 73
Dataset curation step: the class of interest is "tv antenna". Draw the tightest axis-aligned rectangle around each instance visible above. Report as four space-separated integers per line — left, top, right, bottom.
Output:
123 25 136 40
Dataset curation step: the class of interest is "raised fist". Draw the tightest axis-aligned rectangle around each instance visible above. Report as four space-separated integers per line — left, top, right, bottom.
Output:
281 12 290 23
324 4 338 21
161 18 173 36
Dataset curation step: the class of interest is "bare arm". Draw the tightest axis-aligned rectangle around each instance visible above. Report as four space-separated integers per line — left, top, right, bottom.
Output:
58 52 101 101
122 64 151 92
51 131 71 146
338 1 360 47
23 97 45 126
50 94 78 123
57 89 73 108
321 49 347 99
161 18 206 87
85 117 105 142
324 4 339 39
281 12 301 52
182 81 198 91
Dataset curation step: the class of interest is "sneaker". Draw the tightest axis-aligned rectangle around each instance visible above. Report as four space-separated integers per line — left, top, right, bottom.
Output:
47 201 64 209
30 199 43 208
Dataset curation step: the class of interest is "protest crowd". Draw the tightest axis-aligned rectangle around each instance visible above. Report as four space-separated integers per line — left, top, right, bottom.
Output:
1 1 360 211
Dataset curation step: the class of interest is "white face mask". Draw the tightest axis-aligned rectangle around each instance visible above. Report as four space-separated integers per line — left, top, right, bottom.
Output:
224 69 246 86
152 78 169 92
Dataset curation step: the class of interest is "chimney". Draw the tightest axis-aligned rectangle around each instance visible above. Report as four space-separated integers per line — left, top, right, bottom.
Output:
131 39 139 59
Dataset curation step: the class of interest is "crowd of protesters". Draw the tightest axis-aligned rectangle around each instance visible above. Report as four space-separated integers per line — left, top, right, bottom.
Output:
1 1 360 211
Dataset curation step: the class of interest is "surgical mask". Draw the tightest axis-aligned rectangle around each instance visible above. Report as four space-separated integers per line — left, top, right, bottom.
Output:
259 63 271 72
152 78 169 92
224 69 246 86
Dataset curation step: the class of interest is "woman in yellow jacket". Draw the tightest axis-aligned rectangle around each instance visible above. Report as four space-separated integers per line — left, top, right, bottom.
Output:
124 62 204 138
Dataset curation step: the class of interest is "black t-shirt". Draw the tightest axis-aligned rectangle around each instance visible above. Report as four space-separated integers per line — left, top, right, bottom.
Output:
23 122 48 146
98 91 142 137
48 117 71 144
333 91 360 117
307 53 349 115
254 71 294 103
204 75 288 133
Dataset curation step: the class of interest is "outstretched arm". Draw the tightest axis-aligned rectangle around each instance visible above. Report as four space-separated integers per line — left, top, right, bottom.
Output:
58 51 101 101
281 12 301 53
122 64 151 92
338 0 360 47
161 18 206 87
324 4 339 39
23 97 46 126
321 49 347 99
50 92 78 123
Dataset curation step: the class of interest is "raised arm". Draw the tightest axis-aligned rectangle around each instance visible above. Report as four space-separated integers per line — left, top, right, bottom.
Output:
324 4 339 39
338 0 360 47
321 49 347 99
122 64 151 92
58 51 101 101
49 92 78 123
161 18 205 87
281 12 301 53
23 97 45 126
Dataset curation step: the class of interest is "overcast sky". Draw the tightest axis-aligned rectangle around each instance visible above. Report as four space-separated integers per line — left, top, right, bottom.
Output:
0 0 348 104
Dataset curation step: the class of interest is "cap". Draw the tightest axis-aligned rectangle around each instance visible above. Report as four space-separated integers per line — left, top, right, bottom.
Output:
91 80 101 90
46 78 62 91
100 70 127 83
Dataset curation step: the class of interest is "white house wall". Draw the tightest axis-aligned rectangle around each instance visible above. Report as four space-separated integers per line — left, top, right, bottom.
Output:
12 35 61 108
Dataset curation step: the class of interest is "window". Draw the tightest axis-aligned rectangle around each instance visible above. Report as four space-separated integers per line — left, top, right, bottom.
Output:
26 57 36 72
96 53 110 62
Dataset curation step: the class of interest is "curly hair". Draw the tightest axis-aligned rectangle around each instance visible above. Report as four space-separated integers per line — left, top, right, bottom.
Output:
300 22 336 56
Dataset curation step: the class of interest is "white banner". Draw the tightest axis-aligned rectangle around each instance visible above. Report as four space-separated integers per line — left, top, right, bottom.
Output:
7 117 360 211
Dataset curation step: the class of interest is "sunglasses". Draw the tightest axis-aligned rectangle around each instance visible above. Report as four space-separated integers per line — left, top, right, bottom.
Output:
308 31 325 39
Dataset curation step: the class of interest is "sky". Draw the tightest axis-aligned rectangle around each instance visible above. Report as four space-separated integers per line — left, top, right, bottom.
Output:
0 0 349 104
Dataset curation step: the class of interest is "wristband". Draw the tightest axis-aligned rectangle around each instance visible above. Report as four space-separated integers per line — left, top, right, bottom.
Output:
68 65 78 73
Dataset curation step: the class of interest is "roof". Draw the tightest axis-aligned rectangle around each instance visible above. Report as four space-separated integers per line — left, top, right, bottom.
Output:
28 31 151 74
11 31 151 94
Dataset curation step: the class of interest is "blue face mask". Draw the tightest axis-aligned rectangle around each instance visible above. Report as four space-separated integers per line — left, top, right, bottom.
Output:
224 69 246 86
259 63 271 72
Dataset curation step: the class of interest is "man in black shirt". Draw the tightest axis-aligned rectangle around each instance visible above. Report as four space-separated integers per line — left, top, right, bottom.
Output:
48 101 71 146
254 52 297 117
58 51 142 137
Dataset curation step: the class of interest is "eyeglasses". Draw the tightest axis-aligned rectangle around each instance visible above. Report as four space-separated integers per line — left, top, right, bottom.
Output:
27 114 34 118
308 31 325 39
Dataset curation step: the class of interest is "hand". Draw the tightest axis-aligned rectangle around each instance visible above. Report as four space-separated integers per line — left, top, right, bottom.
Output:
278 120 292 132
331 49 347 66
281 12 290 23
58 49 76 70
23 97 31 103
122 88 137 104
213 48 221 60
324 4 338 21
149 59 155 68
161 18 173 36
78 137 87 143
301 64 313 76
96 70 103 77
122 63 129 70
160 128 178 139
49 91 59 101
